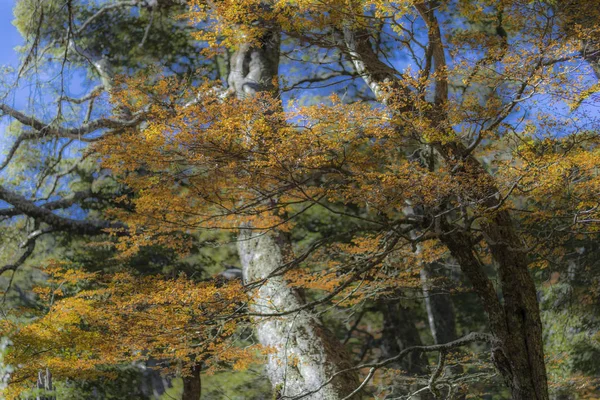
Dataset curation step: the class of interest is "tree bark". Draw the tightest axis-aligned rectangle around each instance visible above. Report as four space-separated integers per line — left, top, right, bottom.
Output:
238 230 358 399
420 263 457 345
440 222 547 400
181 363 201 400
231 27 359 399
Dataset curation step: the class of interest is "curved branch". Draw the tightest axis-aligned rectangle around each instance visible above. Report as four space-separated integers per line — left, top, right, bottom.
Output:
0 103 144 139
75 0 140 37
0 185 116 236
0 235 37 276
341 26 399 102
59 85 104 104
428 350 446 398
0 190 95 218
290 332 497 400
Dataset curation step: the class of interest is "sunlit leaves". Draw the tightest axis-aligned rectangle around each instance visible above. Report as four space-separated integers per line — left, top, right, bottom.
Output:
1 264 250 399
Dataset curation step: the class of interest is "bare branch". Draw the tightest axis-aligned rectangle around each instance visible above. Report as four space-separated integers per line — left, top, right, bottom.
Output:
0 234 37 276
428 350 446 398
0 185 116 235
75 1 141 37
289 332 497 400
0 190 95 218
59 85 104 104
1 103 143 135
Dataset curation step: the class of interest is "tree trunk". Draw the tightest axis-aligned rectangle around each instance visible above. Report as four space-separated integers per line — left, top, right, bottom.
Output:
34 368 55 400
181 363 201 400
380 301 433 400
341 9 549 399
420 263 466 399
441 226 547 400
232 27 359 399
421 263 457 346
479 211 548 400
139 359 169 398
238 230 359 399
380 301 428 374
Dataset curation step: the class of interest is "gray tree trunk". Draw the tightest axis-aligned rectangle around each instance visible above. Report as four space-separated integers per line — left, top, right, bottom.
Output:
238 230 358 399
231 28 359 399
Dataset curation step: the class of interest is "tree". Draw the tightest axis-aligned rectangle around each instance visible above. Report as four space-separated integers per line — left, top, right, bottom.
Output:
2 0 600 399
226 23 359 399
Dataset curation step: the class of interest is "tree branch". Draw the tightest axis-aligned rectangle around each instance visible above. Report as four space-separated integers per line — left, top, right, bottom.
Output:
0 234 37 276
0 190 95 218
0 103 144 140
414 2 448 105
289 332 497 400
0 185 116 236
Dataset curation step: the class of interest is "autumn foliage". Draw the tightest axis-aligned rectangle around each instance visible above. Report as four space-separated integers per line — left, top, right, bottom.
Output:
2 0 600 399
1 263 251 399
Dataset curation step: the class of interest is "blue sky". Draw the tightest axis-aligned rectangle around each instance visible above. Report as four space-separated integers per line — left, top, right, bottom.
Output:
0 0 22 157
0 0 22 69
